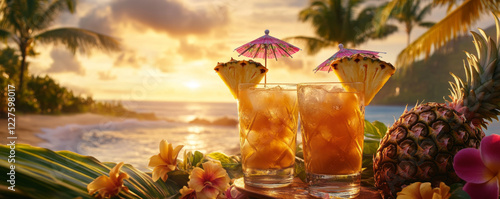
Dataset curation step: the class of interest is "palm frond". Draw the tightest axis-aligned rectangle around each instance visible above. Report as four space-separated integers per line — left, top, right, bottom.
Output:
396 0 497 68
0 144 177 198
35 28 121 54
1 0 26 34
432 0 457 13
418 22 435 28
376 0 408 33
416 3 433 21
34 0 77 30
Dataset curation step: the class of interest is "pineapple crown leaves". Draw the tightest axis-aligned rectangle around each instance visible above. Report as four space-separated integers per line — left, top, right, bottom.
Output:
447 14 500 129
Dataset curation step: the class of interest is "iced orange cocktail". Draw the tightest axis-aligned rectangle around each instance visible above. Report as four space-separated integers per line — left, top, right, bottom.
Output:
297 82 364 198
238 83 298 188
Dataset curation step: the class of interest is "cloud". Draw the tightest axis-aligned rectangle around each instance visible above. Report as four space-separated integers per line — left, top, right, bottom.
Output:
177 39 204 61
78 6 114 35
109 0 229 36
177 39 230 61
97 70 117 80
154 52 181 73
46 49 85 75
205 42 230 60
113 50 146 68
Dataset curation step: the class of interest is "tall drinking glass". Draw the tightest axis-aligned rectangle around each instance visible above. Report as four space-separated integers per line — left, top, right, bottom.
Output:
238 83 299 188
297 82 365 198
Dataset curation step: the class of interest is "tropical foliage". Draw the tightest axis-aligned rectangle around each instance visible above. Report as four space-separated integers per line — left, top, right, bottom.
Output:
389 0 435 45
287 0 398 54
379 0 500 67
0 0 120 96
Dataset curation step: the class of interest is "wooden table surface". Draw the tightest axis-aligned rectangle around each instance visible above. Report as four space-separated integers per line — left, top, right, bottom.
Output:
234 178 382 199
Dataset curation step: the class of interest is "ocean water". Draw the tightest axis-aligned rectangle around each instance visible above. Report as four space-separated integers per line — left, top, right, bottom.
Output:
37 101 500 171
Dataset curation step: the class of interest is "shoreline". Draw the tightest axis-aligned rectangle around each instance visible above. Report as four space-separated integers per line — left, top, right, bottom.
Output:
0 113 130 147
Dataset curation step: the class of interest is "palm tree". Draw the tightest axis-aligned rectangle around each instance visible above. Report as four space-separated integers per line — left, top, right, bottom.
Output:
288 0 398 54
391 0 435 45
379 0 500 67
0 0 120 96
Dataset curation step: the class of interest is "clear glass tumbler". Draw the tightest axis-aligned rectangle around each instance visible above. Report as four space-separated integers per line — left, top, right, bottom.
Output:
297 82 365 198
238 83 299 188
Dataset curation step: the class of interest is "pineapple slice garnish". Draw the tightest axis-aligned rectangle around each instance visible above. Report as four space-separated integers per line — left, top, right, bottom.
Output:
214 58 268 99
330 54 395 105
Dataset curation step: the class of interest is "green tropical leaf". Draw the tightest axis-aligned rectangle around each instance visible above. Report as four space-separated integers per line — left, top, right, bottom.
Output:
207 152 234 164
361 120 387 186
191 151 205 167
364 120 387 155
166 170 190 189
361 154 376 186
364 120 387 140
207 152 243 179
294 156 306 183
0 144 177 199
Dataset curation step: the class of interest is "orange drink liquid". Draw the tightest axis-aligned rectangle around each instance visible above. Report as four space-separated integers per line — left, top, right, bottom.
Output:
238 83 298 188
297 82 364 198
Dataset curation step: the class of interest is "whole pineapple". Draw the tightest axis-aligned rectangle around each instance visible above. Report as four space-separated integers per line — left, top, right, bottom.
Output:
374 15 500 198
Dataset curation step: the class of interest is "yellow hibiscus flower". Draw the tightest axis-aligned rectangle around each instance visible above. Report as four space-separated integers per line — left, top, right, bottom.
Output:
87 162 129 198
188 161 230 199
148 139 184 182
397 182 451 199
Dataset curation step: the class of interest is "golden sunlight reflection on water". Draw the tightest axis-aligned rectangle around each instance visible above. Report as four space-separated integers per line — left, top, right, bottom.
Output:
184 126 208 153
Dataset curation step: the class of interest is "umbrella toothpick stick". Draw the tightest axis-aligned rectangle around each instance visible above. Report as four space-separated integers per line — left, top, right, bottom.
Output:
264 46 267 84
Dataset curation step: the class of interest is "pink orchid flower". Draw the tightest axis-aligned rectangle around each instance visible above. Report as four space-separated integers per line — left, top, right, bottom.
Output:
453 134 500 199
221 185 247 199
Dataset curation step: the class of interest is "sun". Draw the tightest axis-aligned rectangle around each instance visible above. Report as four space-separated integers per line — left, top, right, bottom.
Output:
185 81 200 89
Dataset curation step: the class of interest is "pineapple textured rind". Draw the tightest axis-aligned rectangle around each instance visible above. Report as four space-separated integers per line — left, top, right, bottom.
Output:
330 54 395 105
373 102 483 198
214 58 268 99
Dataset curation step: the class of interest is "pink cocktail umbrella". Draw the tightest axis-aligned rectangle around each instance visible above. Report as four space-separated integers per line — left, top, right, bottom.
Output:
235 29 300 83
314 43 385 73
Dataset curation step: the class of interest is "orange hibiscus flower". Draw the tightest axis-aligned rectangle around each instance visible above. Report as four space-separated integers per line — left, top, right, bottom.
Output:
87 162 129 198
148 139 184 182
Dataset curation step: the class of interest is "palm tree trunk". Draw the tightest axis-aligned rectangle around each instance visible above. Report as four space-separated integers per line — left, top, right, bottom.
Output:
19 54 26 95
406 24 411 46
407 32 411 46
18 42 27 99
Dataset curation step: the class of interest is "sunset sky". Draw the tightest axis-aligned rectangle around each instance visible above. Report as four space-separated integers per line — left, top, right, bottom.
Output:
24 0 496 102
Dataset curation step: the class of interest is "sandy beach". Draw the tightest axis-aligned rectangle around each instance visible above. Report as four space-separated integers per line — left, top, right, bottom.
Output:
0 113 128 146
